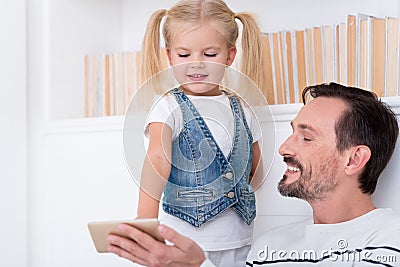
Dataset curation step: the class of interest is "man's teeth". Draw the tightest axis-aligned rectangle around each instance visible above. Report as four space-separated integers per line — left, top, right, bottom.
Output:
288 166 300 172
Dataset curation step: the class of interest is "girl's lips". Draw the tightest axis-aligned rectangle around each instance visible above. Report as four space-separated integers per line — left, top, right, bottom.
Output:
187 74 208 82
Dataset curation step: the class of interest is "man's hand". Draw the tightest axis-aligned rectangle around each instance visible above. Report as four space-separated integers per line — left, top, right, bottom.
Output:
107 223 206 267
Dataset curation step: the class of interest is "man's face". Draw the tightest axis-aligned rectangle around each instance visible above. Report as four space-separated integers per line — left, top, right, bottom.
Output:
278 97 348 202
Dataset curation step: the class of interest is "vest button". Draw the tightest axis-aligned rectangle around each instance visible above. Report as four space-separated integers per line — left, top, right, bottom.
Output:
225 172 233 179
227 191 235 198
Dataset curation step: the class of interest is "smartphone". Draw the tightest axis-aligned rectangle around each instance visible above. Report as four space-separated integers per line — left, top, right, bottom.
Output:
87 218 164 253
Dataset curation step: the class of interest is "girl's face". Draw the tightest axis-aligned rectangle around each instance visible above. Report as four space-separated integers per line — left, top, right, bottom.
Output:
167 23 236 96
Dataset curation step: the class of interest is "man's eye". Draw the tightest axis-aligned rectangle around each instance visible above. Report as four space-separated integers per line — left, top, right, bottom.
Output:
178 54 190 58
303 137 312 142
204 53 217 57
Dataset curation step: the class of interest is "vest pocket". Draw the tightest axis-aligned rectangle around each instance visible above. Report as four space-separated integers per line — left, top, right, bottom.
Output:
177 189 215 199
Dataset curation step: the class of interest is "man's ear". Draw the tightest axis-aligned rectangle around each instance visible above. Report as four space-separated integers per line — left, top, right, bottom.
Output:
344 145 371 176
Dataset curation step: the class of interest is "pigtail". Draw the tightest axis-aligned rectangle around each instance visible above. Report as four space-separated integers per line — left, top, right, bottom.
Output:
235 12 269 104
140 9 168 86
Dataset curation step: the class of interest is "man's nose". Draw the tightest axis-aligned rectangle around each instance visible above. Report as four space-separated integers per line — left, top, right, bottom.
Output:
278 135 295 157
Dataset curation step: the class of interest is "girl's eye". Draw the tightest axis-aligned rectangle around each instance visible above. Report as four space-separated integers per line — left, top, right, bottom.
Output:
178 54 190 58
205 53 217 57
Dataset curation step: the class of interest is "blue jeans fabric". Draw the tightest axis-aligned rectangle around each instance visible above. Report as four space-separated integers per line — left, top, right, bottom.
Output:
162 88 256 227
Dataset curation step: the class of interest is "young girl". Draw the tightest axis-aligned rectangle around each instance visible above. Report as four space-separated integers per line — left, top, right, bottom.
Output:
137 1 267 266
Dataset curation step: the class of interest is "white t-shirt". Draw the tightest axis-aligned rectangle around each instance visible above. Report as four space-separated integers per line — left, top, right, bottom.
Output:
246 208 400 266
144 92 262 251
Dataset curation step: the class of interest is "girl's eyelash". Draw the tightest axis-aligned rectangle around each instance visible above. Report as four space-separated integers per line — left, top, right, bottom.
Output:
177 53 217 57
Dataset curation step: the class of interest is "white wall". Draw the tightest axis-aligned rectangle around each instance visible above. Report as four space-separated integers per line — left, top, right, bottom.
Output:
122 0 400 50
0 0 28 267
30 118 138 267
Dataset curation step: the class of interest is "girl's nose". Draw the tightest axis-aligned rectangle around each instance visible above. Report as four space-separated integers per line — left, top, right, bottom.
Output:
189 60 205 69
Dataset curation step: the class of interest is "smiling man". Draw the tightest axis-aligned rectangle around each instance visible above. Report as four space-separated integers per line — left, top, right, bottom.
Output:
246 82 400 266
108 83 400 267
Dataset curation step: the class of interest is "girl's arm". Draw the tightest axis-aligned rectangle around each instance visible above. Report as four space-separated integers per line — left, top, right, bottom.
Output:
249 141 264 190
137 122 172 218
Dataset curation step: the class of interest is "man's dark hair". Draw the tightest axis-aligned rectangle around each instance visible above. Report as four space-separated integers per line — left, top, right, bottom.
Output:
302 82 399 194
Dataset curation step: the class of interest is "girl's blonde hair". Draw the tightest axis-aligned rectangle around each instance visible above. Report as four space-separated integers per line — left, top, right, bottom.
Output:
140 0 269 103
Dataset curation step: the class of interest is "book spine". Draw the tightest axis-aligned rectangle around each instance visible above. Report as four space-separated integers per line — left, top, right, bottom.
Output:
371 17 386 96
347 15 357 86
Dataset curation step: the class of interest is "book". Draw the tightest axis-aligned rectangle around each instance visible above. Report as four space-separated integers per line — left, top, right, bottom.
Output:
385 16 399 96
86 46 262 116
295 29 307 100
98 54 107 117
335 24 341 83
84 55 91 117
338 22 348 85
104 54 111 116
122 52 131 111
114 52 125 115
285 30 296 103
323 25 335 83
83 13 400 116
110 53 116 115
313 26 324 84
347 15 357 86
358 14 370 90
279 31 288 104
263 34 275 104
371 16 386 96
272 32 284 104
290 30 300 103
93 54 99 116
305 28 315 86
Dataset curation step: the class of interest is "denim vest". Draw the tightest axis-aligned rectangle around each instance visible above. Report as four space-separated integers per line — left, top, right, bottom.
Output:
162 88 256 227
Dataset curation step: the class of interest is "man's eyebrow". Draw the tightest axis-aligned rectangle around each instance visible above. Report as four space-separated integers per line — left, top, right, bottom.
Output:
290 121 318 133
